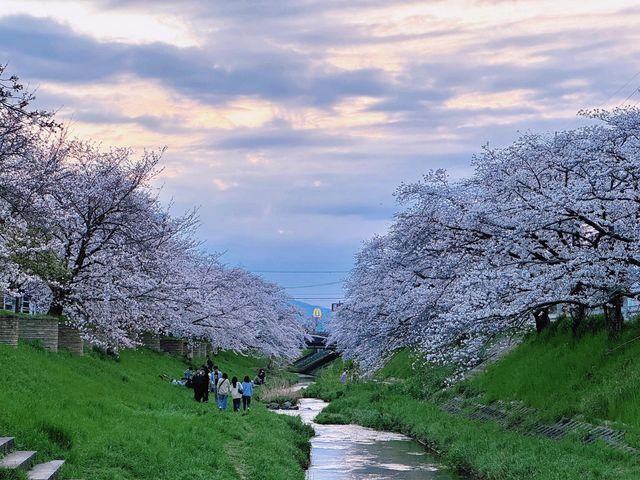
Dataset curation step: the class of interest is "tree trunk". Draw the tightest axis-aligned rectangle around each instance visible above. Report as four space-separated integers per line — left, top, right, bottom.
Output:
606 295 624 339
47 288 67 316
571 304 586 336
534 308 550 333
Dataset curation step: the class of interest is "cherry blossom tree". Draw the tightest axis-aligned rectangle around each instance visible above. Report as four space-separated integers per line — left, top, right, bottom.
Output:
0 67 306 358
0 65 65 304
331 107 640 373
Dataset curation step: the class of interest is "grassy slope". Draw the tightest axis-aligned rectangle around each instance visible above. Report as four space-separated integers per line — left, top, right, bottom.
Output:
0 344 312 480
306 322 640 479
465 318 640 432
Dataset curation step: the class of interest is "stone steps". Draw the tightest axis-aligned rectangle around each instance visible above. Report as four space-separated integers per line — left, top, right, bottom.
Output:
0 436 65 479
1 450 37 470
0 437 14 455
442 396 637 454
27 460 65 480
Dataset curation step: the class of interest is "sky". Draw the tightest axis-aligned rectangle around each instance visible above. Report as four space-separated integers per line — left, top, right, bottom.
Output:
1 0 640 306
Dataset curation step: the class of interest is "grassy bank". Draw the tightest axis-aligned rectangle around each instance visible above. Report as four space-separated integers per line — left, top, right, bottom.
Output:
0 344 312 480
465 316 640 431
306 321 640 479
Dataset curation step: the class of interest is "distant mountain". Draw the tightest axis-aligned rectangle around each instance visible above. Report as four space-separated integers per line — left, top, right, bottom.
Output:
291 300 332 332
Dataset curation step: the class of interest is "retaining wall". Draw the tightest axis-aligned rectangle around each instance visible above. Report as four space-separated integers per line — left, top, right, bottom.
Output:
185 342 205 359
58 323 84 355
191 342 206 357
142 333 161 352
160 337 185 356
1 315 208 361
0 316 19 346
18 317 58 352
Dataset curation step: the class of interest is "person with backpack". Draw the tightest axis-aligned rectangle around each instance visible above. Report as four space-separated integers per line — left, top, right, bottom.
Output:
216 373 231 411
230 376 243 412
241 375 253 411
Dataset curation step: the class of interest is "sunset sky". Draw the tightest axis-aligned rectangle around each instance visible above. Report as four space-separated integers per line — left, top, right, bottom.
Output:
2 0 640 304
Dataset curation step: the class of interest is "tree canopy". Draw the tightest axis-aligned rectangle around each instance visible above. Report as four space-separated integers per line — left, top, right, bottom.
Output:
0 66 306 359
330 107 640 372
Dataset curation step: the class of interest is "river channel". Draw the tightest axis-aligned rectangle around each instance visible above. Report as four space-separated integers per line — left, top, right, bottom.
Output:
276 376 460 480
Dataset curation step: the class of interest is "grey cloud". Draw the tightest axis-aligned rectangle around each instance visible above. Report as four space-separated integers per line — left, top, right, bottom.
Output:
289 202 396 220
213 126 349 150
0 14 390 107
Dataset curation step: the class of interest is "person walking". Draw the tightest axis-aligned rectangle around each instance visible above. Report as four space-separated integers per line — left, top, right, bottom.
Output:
216 373 231 411
206 355 214 371
241 375 253 411
203 366 210 402
192 368 208 402
210 365 222 404
230 376 243 412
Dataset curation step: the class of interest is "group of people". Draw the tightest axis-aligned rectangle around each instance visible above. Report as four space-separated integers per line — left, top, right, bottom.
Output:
179 355 267 412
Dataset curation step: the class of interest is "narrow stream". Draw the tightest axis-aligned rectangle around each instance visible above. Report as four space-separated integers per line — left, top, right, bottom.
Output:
276 376 459 480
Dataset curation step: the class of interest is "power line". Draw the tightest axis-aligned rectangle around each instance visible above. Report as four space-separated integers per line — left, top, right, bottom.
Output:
283 280 344 289
293 297 343 300
600 69 640 107
253 270 350 274
292 294 344 297
621 87 640 106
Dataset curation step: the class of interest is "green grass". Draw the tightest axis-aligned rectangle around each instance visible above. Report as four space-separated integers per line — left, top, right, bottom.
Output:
377 349 417 379
465 317 640 430
0 344 312 480
303 359 349 402
306 320 640 479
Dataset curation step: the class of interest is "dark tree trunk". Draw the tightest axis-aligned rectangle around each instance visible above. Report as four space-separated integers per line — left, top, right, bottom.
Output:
47 288 67 316
571 304 586 336
605 295 624 339
534 308 550 333
47 303 64 316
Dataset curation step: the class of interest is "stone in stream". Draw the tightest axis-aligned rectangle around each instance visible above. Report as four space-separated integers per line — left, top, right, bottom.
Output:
283 401 293 409
267 403 280 410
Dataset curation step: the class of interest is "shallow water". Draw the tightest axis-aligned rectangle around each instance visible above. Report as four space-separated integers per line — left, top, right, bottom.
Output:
277 379 458 480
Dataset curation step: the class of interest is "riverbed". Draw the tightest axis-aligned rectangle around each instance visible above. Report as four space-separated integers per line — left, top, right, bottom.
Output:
277 378 459 479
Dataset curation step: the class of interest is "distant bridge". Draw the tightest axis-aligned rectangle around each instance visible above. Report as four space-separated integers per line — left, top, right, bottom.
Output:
306 333 335 350
291 333 339 374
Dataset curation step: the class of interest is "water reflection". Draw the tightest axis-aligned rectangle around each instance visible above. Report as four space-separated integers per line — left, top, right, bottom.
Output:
277 385 458 480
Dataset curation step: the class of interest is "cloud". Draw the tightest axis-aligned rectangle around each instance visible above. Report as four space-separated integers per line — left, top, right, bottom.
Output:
3 0 640 297
0 14 390 107
291 202 397 220
211 178 237 191
213 123 350 150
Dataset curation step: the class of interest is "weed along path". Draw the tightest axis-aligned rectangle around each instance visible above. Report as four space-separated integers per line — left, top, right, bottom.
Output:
277 378 460 480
